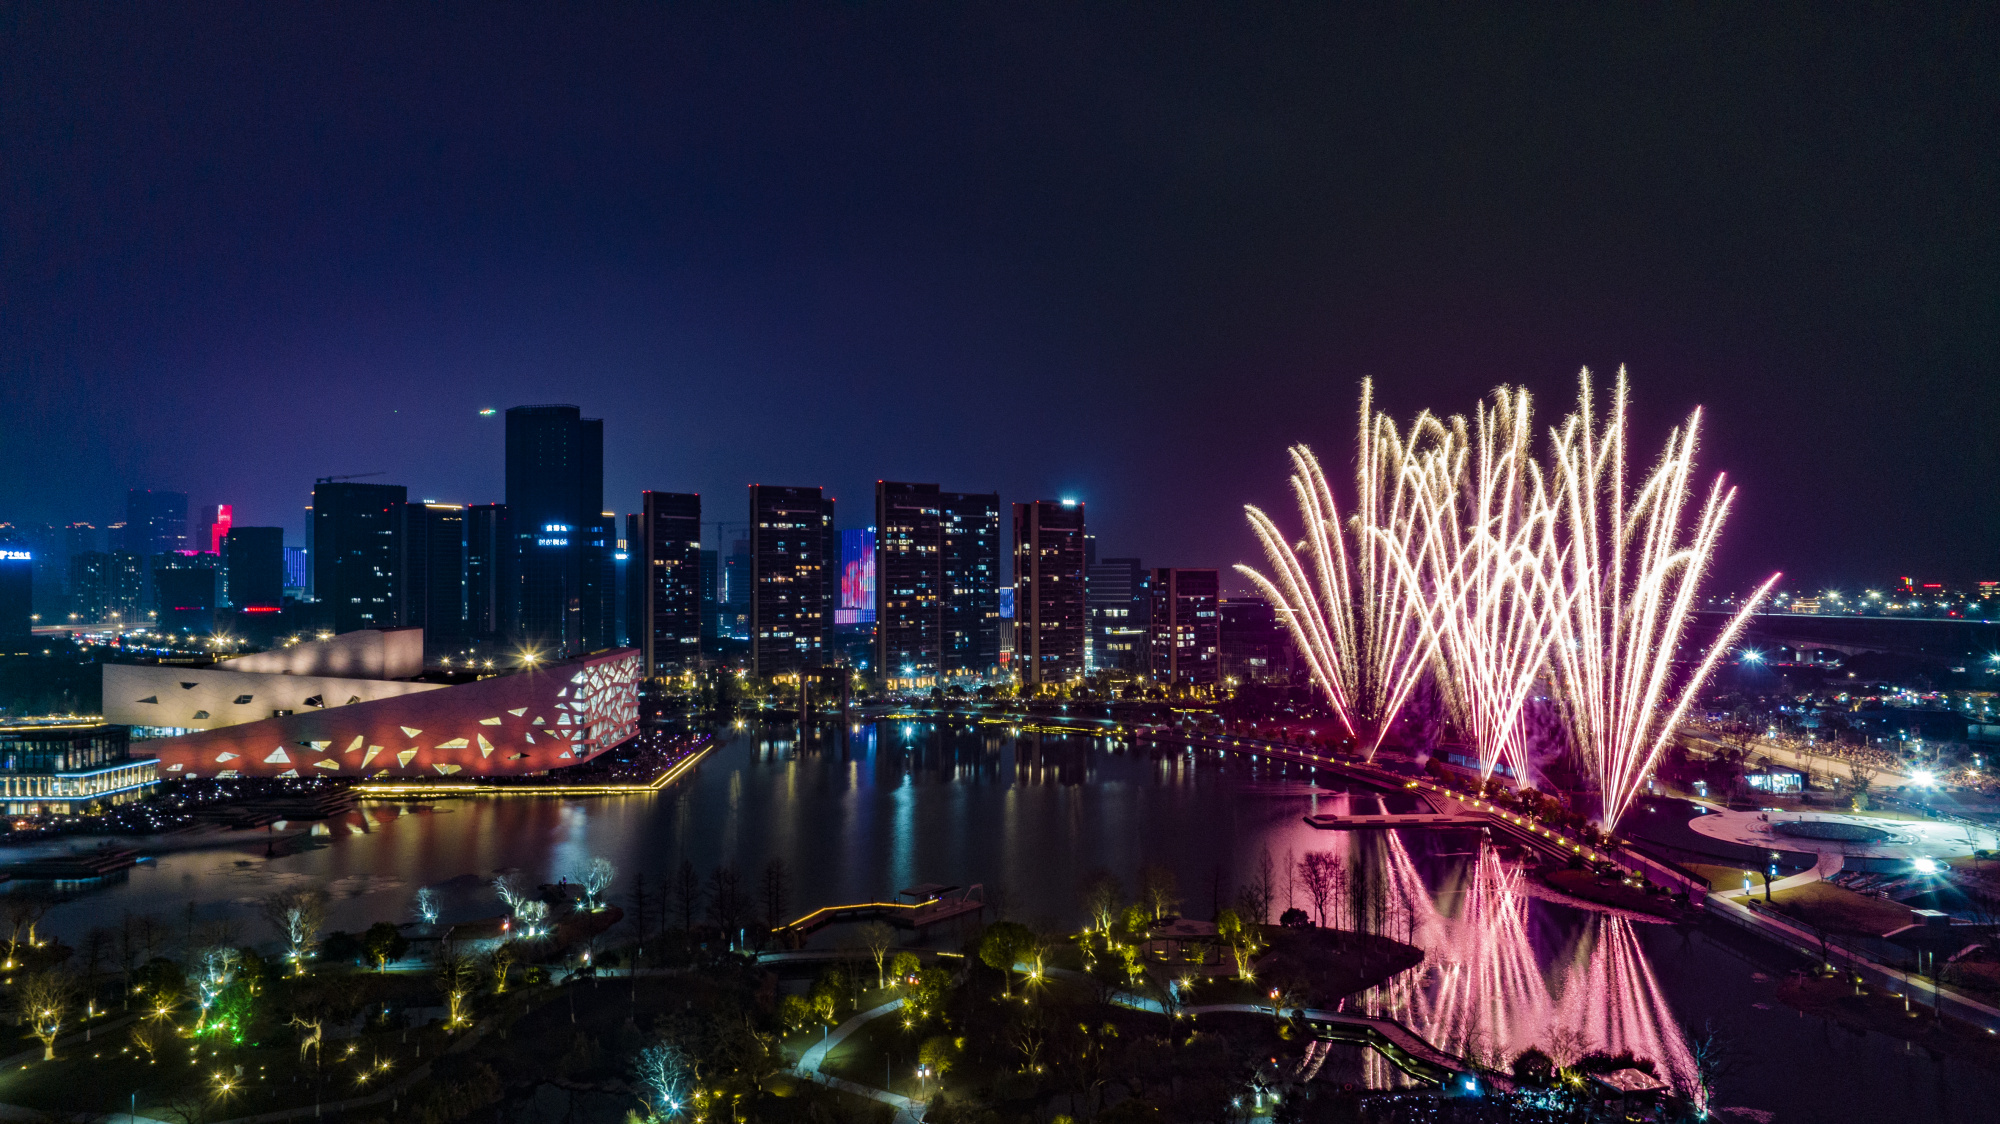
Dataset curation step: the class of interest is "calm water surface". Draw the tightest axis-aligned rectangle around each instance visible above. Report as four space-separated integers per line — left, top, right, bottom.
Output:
28 723 2000 1123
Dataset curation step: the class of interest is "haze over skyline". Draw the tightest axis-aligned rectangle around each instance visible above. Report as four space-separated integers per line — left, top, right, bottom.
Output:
4 5 1996 591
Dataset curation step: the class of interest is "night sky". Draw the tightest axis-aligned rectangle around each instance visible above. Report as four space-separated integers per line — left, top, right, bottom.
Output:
3 4 1995 590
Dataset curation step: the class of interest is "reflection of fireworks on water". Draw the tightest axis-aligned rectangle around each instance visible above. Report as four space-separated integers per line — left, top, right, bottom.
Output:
1353 832 1701 1107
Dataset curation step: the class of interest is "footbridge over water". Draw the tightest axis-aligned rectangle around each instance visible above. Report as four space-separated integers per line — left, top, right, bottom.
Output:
782 883 985 937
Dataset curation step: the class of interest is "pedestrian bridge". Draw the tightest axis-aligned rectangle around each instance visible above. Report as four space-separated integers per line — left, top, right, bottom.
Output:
782 883 985 936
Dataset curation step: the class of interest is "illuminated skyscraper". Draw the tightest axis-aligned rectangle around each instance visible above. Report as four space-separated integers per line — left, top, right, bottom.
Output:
876 481 942 687
311 481 407 634
68 552 142 625
1148 568 1220 687
629 491 702 677
504 405 604 658
750 484 831 677
1012 500 1087 686
1088 557 1150 673
940 490 1001 678
196 504 234 555
0 547 30 648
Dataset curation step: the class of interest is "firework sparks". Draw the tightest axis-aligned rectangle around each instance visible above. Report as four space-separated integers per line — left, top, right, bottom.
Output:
1238 379 1445 755
1547 368 1779 827
1403 387 1569 782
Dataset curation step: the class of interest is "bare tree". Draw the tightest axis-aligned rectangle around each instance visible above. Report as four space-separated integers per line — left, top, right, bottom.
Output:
858 921 896 989
487 941 518 995
673 859 703 933
259 888 328 975
1080 870 1123 934
435 939 478 1030
706 866 745 940
762 858 792 932
412 886 441 926
1298 852 1341 928
576 856 617 911
1138 863 1180 922
4 895 49 967
18 970 74 1060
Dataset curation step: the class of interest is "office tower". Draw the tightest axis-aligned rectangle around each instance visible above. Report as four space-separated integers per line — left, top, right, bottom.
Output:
749 485 831 677
723 537 751 640
1219 597 1293 684
63 523 103 557
311 481 407 634
876 482 942 687
196 504 233 555
940 491 1001 679
580 511 618 652
504 405 604 657
222 527 286 610
283 546 308 595
629 492 702 677
1012 500 1087 687
0 546 30 647
1 524 67 618
1149 568 1220 687
125 490 189 558
699 548 719 648
1088 557 1151 673
819 497 838 658
396 503 467 656
68 552 142 625
152 552 220 635
465 504 513 646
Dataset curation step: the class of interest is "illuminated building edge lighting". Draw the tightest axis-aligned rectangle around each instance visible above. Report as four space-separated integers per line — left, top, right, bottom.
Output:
149 649 641 780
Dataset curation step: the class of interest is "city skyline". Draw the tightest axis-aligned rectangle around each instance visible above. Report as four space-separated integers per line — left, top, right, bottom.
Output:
4 8 1997 593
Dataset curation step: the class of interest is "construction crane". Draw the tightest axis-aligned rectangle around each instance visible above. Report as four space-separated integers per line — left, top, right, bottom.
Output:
314 472 386 485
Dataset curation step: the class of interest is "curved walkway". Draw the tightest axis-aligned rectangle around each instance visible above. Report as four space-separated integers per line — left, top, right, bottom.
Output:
795 997 926 1124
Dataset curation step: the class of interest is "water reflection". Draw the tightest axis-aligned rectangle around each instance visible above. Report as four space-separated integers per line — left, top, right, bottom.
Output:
1355 833 1699 1103
18 724 2000 1118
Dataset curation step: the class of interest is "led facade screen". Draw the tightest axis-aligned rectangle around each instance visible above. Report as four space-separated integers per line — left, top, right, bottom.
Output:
836 528 876 624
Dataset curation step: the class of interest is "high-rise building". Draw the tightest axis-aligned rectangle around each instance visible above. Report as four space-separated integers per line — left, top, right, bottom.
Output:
628 492 702 677
749 485 831 677
1148 568 1220 687
152 553 220 635
875 482 942 688
311 481 407 634
68 552 142 626
580 511 618 652
698 548 719 650
124 490 188 558
1219 596 1294 685
0 546 31 647
1088 557 1150 673
396 503 467 655
940 491 1001 679
722 538 751 640
465 504 513 646
222 527 286 610
1012 500 1087 686
283 546 308 595
197 504 234 555
63 523 103 557
504 405 604 657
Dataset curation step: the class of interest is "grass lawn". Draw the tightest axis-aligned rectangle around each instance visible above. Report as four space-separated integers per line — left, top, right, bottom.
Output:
1776 973 2000 1073
1766 881 1917 936
1687 862 1757 891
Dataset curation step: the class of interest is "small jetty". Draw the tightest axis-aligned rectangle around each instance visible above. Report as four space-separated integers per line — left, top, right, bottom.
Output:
783 883 985 937
1303 811 1481 831
4 847 139 880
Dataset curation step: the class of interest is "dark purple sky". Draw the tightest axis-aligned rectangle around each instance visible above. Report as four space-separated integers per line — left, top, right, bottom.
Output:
3 4 1995 590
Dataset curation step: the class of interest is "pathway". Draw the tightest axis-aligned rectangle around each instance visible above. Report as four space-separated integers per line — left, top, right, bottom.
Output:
795 997 926 1124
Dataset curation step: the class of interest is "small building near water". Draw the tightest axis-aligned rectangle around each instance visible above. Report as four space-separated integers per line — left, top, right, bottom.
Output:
0 721 159 816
